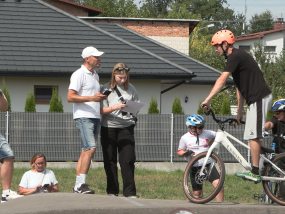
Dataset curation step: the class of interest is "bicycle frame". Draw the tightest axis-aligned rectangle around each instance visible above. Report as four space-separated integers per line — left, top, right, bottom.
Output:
199 129 285 181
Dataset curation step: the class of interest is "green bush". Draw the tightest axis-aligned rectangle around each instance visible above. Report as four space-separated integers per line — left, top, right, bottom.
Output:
24 91 36 112
221 97 231 115
1 79 11 111
148 96 159 114
197 100 204 115
172 96 184 114
49 87 64 113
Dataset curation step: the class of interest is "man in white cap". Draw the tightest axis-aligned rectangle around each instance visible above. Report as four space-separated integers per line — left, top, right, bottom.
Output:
67 46 107 194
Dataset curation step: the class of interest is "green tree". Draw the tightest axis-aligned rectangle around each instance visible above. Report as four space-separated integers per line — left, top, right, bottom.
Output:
24 91 36 112
1 79 11 111
249 10 274 33
172 96 184 114
80 0 141 17
140 0 172 18
49 87 64 113
148 96 159 114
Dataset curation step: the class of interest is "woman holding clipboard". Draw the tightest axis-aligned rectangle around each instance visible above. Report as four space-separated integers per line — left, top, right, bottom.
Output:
100 62 139 198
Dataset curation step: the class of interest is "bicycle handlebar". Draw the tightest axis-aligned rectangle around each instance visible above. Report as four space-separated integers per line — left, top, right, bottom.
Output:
201 105 245 128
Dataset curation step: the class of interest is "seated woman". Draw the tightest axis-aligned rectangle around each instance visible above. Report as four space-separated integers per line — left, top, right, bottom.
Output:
18 152 58 195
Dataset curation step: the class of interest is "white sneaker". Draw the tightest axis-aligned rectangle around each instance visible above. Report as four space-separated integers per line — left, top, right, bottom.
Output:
1 190 24 203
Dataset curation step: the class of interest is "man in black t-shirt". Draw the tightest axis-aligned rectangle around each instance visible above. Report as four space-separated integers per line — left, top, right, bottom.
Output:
201 29 272 183
264 99 285 198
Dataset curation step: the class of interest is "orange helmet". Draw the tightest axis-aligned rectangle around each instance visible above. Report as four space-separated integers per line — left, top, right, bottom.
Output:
211 30 235 46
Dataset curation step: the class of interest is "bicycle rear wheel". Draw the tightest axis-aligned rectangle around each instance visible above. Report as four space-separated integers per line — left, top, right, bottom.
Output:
183 152 225 204
262 153 285 206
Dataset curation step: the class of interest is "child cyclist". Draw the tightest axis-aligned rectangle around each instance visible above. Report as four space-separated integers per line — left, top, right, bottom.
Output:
177 114 223 202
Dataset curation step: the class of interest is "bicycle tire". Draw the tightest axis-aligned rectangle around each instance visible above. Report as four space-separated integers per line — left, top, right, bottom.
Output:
262 153 285 206
183 152 225 204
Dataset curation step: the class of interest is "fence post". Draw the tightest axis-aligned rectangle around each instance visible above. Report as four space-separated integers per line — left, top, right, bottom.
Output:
170 113 174 163
6 111 9 143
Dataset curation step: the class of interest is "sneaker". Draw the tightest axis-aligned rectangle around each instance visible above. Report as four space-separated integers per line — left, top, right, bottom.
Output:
1 190 24 203
127 196 138 198
235 172 261 183
75 184 94 194
108 193 118 196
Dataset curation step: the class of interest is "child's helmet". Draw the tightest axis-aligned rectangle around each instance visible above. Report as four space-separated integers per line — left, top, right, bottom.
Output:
186 114 205 127
271 99 285 112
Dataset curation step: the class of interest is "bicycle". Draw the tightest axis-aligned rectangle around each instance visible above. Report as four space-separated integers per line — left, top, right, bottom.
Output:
182 109 285 205
254 134 285 204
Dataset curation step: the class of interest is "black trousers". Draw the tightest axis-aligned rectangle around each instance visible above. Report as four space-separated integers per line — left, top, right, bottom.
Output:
100 125 136 197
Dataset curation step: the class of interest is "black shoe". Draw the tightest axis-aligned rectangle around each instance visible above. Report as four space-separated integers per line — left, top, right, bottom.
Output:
76 184 95 194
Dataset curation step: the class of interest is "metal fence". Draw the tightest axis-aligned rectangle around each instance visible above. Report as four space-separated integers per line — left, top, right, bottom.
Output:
0 112 272 162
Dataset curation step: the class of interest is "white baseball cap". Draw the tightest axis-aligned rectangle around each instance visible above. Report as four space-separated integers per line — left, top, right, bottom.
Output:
81 46 104 58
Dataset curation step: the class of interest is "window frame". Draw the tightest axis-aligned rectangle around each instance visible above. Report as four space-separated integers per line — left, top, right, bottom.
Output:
34 85 58 104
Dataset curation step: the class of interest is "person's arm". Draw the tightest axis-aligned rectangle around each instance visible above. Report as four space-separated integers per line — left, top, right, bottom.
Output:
236 88 245 124
100 103 126 115
265 121 274 131
67 89 107 103
202 71 231 111
18 185 41 195
0 92 8 111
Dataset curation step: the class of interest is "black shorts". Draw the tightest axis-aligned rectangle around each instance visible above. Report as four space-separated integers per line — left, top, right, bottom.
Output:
190 164 220 191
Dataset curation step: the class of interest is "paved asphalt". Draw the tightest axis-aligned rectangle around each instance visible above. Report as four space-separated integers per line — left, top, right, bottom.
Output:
0 193 284 214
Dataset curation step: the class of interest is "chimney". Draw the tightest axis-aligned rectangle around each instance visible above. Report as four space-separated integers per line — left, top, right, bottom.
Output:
274 18 285 30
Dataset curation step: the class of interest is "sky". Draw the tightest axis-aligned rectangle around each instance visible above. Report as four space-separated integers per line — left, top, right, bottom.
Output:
225 0 284 22
135 0 285 22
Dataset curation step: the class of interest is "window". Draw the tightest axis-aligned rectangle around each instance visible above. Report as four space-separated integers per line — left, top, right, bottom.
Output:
239 45 250 52
34 85 57 104
264 46 276 53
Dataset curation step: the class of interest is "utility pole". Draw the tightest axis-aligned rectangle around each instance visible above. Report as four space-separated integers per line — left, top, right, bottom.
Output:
242 0 247 35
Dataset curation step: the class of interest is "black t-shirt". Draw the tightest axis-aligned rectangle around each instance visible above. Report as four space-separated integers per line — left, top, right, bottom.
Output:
269 116 285 153
224 48 271 105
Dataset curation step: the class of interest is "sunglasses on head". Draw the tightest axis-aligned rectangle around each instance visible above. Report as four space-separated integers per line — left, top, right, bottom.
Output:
116 67 130 72
197 125 204 130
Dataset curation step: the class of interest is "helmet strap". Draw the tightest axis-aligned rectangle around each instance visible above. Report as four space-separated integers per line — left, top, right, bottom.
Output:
190 127 200 145
221 42 229 59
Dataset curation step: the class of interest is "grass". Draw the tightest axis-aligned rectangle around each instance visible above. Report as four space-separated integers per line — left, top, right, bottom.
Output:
1 167 262 203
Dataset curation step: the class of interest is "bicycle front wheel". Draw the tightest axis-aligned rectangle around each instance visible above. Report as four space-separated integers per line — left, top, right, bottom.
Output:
262 153 285 206
183 152 225 204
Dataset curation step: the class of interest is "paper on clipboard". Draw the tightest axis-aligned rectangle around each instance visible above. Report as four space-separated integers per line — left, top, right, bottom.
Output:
123 100 145 114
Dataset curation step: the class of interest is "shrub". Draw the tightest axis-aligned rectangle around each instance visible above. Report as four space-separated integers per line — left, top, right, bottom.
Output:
197 100 204 115
49 87 64 112
148 96 159 114
172 96 184 114
221 97 231 115
24 91 36 112
1 79 11 111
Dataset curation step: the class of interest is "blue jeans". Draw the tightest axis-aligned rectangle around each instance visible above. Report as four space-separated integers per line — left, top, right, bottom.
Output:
0 133 14 161
75 118 100 151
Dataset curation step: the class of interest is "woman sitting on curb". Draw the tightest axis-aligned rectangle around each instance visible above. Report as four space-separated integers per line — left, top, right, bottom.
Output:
18 152 59 195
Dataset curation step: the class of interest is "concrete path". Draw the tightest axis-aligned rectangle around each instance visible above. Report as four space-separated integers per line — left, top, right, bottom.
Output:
0 193 284 214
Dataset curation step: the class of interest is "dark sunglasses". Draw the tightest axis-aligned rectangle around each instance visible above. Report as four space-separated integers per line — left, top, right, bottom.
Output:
116 67 130 72
197 125 204 130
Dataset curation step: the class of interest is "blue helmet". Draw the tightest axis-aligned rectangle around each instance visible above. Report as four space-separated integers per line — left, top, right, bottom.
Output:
186 114 205 127
271 99 285 112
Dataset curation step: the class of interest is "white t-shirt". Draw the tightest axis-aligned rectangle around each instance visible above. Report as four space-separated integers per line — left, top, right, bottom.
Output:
177 130 216 166
19 169 58 193
68 65 101 119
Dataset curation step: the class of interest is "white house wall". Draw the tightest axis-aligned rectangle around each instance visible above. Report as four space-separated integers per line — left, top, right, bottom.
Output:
161 84 212 115
234 31 285 58
1 77 161 114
